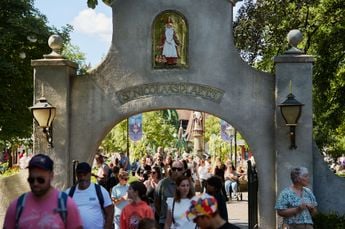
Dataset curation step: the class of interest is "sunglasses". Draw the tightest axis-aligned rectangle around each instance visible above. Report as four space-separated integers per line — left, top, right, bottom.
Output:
172 167 183 172
151 171 156 174
27 176 45 184
121 177 128 181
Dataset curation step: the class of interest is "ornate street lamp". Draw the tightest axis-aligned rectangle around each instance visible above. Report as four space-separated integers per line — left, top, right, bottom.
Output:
29 96 56 148
278 93 304 149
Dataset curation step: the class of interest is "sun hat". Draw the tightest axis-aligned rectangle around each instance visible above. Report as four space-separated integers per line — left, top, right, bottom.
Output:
186 193 218 220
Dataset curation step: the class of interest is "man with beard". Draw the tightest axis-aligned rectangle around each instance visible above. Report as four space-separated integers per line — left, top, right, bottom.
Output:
154 160 185 229
66 162 114 229
3 154 83 229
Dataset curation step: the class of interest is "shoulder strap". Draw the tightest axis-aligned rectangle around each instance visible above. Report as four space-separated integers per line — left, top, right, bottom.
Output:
68 185 76 197
15 193 28 229
95 184 105 216
172 198 176 225
58 192 68 225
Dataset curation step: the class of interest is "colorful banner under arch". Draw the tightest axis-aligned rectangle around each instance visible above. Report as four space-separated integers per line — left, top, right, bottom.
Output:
220 120 231 141
129 114 143 141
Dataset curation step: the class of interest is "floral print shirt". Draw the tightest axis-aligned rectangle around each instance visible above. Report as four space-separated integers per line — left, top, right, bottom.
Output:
275 187 317 225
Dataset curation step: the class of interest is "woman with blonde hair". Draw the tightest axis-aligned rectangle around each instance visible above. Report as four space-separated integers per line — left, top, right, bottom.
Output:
224 162 239 200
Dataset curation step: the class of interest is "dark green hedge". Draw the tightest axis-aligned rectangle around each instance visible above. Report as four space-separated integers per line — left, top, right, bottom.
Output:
313 212 345 229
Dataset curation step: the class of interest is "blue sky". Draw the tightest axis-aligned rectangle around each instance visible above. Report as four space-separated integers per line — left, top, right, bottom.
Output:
34 0 242 67
35 0 112 67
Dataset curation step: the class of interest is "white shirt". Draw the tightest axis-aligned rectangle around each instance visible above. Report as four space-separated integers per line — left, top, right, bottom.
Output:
166 197 196 229
198 164 211 180
65 183 112 229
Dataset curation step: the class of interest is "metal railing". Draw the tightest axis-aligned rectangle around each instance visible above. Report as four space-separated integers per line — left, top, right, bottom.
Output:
248 160 258 229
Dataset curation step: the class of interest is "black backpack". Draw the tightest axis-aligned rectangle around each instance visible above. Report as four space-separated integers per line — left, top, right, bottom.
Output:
68 183 105 216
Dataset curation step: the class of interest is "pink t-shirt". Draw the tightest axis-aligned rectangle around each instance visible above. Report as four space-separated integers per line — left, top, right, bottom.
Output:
4 188 83 229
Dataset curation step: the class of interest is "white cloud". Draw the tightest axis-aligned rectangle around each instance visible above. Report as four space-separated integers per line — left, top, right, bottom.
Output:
71 9 112 43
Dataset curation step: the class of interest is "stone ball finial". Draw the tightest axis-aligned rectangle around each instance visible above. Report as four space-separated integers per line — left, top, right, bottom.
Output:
44 34 64 59
285 29 303 54
287 29 303 47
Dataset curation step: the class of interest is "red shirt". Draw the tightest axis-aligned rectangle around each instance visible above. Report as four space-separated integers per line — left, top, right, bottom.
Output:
120 200 154 229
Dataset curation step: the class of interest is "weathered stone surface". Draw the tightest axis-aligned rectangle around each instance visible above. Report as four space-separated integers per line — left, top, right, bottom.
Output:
22 0 345 228
0 170 30 226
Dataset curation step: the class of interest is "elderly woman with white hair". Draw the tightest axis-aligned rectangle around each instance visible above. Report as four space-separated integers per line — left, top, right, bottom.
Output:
275 167 318 229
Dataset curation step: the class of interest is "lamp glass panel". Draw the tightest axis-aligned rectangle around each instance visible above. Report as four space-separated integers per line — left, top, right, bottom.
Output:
47 108 56 126
281 106 300 125
32 108 51 127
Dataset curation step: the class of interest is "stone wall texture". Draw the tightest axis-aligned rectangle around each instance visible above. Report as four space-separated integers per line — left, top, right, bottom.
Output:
0 170 30 226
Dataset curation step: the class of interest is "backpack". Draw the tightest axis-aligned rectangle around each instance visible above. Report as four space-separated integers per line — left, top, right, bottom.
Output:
68 183 105 217
15 191 68 229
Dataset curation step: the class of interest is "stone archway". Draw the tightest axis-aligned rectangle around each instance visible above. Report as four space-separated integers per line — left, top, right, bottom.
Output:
30 1 316 228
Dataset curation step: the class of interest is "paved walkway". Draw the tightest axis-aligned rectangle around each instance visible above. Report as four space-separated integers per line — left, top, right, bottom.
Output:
227 192 248 229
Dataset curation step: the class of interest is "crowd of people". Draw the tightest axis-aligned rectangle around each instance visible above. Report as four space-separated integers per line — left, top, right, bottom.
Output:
96 149 243 229
2 149 319 229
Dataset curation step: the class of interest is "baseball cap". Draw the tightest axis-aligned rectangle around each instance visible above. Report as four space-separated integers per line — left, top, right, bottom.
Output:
76 162 92 173
27 154 54 171
186 193 218 220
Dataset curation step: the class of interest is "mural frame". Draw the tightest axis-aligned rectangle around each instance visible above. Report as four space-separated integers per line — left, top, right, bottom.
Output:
152 10 188 69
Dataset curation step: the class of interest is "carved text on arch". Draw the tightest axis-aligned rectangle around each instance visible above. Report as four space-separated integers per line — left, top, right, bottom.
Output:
116 83 224 104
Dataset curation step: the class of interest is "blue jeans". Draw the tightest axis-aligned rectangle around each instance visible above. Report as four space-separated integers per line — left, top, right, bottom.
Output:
114 215 121 229
225 180 238 196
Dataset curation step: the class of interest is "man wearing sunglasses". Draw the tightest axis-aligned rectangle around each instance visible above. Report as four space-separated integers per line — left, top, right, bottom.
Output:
3 154 83 229
154 160 185 229
66 162 114 229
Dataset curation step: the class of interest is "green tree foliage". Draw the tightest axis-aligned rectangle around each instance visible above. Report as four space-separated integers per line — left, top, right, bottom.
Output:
101 119 128 153
86 0 112 9
62 41 89 75
234 0 345 157
0 0 81 151
205 116 246 162
161 109 179 129
205 116 228 161
0 0 52 141
101 111 178 160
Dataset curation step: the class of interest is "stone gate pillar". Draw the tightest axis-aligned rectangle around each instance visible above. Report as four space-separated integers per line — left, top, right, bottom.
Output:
274 30 314 195
31 35 77 189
